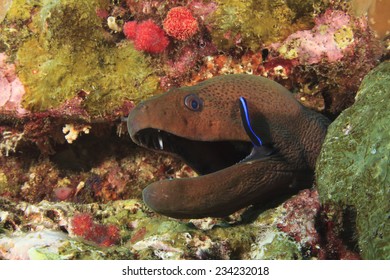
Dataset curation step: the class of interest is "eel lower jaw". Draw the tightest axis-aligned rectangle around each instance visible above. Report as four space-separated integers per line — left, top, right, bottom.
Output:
141 156 307 219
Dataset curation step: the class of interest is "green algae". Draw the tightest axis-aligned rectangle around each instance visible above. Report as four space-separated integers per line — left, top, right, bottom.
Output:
5 0 36 22
209 0 327 50
12 0 159 115
0 2 33 55
316 61 390 259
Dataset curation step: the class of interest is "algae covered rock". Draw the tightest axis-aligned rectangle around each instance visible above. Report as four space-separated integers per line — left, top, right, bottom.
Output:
209 0 328 50
316 62 390 259
5 0 159 115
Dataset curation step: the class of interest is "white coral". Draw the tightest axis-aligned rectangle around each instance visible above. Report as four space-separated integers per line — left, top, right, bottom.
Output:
0 130 24 156
62 124 91 144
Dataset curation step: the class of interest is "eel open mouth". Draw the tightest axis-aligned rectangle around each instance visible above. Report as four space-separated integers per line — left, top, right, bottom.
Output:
130 124 289 219
127 96 290 218
132 128 253 175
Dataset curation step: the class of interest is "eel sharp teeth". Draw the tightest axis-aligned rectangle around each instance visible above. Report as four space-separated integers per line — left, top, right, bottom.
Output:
158 134 164 150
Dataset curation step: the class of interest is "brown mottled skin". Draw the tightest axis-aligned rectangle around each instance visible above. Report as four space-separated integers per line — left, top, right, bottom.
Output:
127 74 330 218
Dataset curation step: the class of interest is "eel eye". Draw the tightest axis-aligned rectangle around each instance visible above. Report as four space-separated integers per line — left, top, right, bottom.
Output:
184 94 203 111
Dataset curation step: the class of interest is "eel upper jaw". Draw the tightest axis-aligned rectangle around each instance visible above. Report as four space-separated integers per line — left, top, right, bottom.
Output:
131 128 254 175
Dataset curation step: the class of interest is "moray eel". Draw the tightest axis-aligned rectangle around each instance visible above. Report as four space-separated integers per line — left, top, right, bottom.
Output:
127 74 330 218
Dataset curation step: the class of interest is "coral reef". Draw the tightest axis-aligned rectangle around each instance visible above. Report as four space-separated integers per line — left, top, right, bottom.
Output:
2 0 382 116
0 0 389 260
317 205 361 260
316 61 390 259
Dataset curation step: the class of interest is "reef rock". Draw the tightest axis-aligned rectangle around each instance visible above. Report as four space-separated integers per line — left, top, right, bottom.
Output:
0 190 323 260
316 61 390 259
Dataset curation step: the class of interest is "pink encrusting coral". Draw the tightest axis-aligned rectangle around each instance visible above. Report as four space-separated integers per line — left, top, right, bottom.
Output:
71 213 120 247
271 10 358 64
0 53 28 115
163 7 199 41
123 20 169 53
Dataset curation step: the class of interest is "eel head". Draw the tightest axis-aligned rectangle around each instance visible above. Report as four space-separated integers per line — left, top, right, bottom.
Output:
127 75 329 218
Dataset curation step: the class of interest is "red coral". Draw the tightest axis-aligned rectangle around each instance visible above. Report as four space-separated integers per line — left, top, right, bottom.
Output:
124 20 169 53
123 21 137 40
163 7 199 41
71 213 94 237
71 213 120 247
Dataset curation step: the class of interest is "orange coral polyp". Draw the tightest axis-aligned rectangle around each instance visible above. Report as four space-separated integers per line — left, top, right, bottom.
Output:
163 7 199 41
